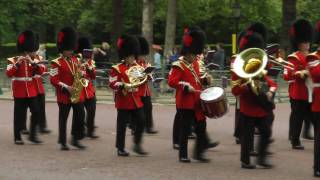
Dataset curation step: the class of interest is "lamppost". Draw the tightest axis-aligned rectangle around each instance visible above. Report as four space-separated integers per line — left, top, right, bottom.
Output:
231 0 241 54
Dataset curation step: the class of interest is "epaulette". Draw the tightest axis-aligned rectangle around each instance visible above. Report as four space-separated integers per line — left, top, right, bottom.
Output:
287 52 299 60
172 60 184 70
51 57 61 66
7 56 17 64
306 52 319 60
111 63 121 73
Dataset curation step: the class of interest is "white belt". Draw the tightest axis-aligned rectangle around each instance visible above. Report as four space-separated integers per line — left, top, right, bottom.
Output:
33 75 42 78
288 80 295 84
314 83 320 88
12 77 33 81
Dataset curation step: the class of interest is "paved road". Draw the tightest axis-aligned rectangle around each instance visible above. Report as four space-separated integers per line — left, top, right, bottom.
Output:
0 100 317 180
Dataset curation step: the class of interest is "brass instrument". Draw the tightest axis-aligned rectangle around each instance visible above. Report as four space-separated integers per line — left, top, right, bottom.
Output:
69 58 89 104
123 64 149 89
232 48 268 95
198 54 208 79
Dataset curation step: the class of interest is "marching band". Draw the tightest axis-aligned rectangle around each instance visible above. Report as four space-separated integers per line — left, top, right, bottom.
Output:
4 19 320 177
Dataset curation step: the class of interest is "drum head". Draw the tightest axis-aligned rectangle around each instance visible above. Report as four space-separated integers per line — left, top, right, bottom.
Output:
200 87 224 101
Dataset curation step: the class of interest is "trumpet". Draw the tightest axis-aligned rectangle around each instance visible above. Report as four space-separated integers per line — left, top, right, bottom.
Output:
268 55 294 70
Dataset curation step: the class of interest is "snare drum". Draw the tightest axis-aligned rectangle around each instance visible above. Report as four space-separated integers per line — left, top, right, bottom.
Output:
200 87 228 119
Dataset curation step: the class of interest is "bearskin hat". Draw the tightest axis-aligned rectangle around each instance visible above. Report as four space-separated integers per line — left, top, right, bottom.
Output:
17 30 39 53
239 32 265 52
247 22 268 43
57 27 77 52
180 26 206 56
117 34 140 60
290 19 313 51
138 36 150 55
314 21 320 44
76 37 92 53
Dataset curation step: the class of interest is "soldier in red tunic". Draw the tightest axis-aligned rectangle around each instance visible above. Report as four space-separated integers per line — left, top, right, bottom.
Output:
6 30 43 145
50 27 86 151
232 29 277 169
137 36 158 134
76 37 99 139
284 19 314 149
306 21 320 177
109 35 148 156
168 27 211 163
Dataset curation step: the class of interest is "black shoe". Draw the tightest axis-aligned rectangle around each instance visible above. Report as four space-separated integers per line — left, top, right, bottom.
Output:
266 151 273 156
207 141 220 149
241 162 256 169
87 134 99 139
146 129 158 134
188 133 196 139
60 144 70 151
292 144 304 150
14 139 24 145
268 138 275 144
250 151 259 156
257 159 273 169
314 171 320 177
193 155 210 163
71 140 86 150
133 145 148 156
28 137 42 144
173 144 179 150
21 129 29 135
117 149 130 157
235 138 241 144
302 135 314 141
179 157 191 163
40 129 51 134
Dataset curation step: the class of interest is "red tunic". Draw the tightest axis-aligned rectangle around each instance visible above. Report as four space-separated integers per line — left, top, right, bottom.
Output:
136 58 152 97
80 59 96 99
283 51 308 100
50 56 85 104
32 55 47 95
109 62 143 109
6 56 44 98
168 58 205 121
306 51 320 112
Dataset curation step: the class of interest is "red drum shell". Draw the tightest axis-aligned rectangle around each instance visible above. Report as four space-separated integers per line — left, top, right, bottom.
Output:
200 87 228 119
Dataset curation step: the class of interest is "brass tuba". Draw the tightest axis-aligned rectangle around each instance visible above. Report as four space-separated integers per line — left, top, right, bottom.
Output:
70 68 89 104
232 48 268 95
123 64 148 89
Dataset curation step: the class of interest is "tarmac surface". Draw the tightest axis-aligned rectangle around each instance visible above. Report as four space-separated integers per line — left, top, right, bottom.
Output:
0 99 318 180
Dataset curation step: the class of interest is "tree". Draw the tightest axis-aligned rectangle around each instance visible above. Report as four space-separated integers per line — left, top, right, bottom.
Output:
163 0 177 59
142 0 155 61
281 0 297 52
110 0 124 60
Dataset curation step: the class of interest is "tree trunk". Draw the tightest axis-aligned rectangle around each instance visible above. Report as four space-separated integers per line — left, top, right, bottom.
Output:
111 0 124 62
281 0 296 54
163 0 178 60
142 0 155 62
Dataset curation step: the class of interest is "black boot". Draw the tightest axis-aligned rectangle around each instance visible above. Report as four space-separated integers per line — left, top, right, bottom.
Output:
117 149 130 156
71 137 86 150
60 143 70 151
257 158 273 169
133 144 148 155
28 136 42 144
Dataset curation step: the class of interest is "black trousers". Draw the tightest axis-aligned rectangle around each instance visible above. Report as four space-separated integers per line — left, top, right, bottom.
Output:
141 96 154 131
58 103 85 144
289 99 313 144
240 114 271 164
314 112 320 172
234 108 241 139
14 97 40 140
84 97 96 135
177 109 208 158
22 94 47 130
116 108 145 150
172 110 180 145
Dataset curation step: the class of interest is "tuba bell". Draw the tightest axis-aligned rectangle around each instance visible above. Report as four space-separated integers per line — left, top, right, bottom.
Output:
232 48 268 95
123 64 148 89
